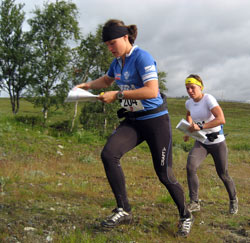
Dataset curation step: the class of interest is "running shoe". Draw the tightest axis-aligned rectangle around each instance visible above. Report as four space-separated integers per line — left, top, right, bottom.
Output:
187 200 200 212
229 197 238 214
101 208 132 228
177 214 194 237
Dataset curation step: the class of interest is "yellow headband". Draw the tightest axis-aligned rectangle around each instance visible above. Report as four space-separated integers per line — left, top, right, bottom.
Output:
185 77 204 91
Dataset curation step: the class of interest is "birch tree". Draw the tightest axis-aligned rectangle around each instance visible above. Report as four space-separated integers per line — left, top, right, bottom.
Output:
27 0 80 121
0 0 32 114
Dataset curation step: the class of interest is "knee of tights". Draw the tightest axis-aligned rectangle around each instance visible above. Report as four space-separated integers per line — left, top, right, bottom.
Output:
186 164 197 173
219 173 230 182
157 172 177 185
100 149 110 164
101 148 120 166
186 168 197 175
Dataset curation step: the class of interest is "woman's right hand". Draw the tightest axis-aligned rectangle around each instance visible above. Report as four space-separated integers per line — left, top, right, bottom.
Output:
183 135 189 142
75 82 91 90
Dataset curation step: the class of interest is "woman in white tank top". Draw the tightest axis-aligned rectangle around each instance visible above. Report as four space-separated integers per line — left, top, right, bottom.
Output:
183 74 238 215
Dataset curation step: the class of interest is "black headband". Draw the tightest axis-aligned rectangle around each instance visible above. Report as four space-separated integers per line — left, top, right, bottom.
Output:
102 26 129 42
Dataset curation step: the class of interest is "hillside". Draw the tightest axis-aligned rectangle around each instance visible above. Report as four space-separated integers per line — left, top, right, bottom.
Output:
0 98 249 243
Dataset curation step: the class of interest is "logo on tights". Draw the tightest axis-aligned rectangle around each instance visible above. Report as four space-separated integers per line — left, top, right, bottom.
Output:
161 147 166 166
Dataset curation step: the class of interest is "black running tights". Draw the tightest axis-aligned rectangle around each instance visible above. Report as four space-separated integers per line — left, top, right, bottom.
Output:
101 114 189 218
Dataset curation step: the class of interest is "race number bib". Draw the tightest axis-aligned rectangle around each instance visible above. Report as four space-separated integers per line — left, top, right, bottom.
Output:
121 99 144 112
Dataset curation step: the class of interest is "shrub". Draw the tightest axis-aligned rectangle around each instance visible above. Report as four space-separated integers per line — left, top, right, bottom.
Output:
79 101 120 137
48 120 72 137
15 115 43 127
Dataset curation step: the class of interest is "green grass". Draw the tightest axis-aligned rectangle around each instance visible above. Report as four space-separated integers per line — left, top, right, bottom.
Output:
0 98 249 242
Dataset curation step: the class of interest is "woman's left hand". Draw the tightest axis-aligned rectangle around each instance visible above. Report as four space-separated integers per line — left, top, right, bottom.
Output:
98 91 118 104
188 122 200 132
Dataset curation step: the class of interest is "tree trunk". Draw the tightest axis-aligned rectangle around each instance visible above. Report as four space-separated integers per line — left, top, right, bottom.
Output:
103 104 107 132
16 94 20 114
71 73 88 132
43 108 48 122
9 93 17 115
70 101 78 132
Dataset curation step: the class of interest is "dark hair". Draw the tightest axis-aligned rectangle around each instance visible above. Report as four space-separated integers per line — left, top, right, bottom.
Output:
186 74 204 87
103 19 138 45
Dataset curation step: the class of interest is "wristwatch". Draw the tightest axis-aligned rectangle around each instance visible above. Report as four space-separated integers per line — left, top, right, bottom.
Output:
197 123 204 130
116 91 124 100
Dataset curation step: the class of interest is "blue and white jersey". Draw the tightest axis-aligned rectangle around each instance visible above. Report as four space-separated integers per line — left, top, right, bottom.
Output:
107 46 168 120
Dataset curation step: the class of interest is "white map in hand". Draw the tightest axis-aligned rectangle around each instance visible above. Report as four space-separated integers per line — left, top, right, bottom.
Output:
176 119 207 143
65 88 99 102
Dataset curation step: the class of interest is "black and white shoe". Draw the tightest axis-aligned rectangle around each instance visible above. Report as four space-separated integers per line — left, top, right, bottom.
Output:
176 214 194 237
229 197 238 214
101 208 132 228
187 200 200 212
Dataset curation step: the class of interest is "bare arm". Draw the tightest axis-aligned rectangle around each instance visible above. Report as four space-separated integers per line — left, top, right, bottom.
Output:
99 79 159 104
202 105 225 129
189 105 225 132
186 111 193 124
183 111 192 142
76 75 114 90
123 79 159 99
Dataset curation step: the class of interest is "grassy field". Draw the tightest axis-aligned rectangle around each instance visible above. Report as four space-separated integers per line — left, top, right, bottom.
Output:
0 97 249 243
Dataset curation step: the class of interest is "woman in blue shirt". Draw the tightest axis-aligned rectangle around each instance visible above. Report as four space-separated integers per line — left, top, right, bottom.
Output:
77 19 193 237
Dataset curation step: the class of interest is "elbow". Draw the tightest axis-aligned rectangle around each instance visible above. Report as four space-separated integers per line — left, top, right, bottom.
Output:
146 91 158 99
151 89 159 99
145 80 159 98
152 92 158 99
221 118 226 125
